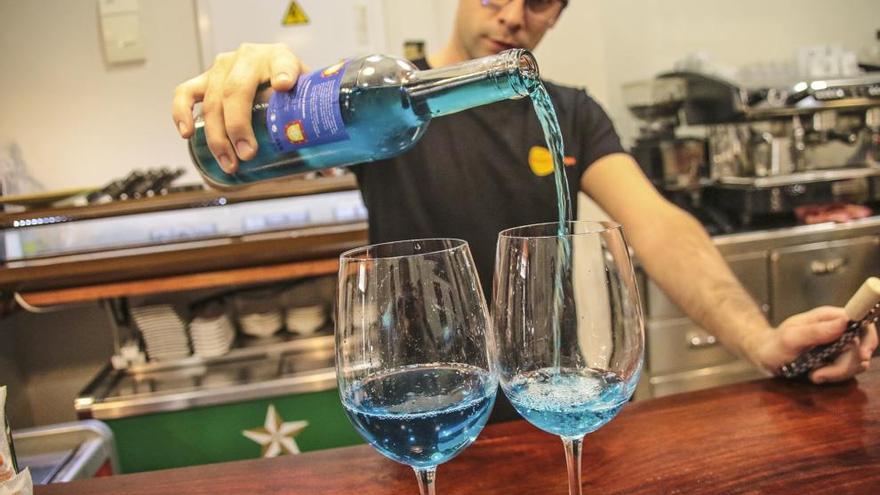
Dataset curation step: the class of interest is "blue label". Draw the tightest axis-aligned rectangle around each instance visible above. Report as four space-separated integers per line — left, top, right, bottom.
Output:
267 61 350 153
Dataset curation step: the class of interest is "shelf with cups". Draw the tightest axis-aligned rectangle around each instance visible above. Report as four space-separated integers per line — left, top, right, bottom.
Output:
76 278 340 420
113 276 336 367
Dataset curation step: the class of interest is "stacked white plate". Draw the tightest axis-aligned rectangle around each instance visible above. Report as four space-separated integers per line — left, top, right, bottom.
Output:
131 305 191 362
190 311 236 358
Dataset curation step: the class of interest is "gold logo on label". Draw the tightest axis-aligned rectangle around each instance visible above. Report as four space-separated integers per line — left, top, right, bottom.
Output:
286 121 307 144
321 62 345 77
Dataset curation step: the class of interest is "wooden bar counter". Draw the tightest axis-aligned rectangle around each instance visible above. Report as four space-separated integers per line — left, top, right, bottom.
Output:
38 359 880 494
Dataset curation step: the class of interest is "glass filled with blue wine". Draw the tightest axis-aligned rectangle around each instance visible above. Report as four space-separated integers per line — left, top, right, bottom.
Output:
492 221 645 495
336 238 496 495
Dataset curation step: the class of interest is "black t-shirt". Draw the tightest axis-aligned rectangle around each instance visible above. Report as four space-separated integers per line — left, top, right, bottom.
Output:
354 58 624 296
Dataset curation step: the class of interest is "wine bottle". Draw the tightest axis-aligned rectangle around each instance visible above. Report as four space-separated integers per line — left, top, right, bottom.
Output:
189 49 540 188
780 277 880 378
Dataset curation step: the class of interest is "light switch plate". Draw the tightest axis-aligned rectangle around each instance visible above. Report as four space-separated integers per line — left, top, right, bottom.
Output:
98 0 145 64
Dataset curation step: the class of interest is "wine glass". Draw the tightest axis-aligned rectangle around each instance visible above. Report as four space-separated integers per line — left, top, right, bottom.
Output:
336 239 497 495
492 221 645 495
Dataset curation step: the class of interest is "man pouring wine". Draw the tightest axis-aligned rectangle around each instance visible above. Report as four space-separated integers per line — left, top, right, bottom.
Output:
171 0 877 404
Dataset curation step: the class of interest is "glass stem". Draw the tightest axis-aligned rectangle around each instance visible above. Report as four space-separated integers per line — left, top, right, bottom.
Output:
414 466 437 495
562 436 584 495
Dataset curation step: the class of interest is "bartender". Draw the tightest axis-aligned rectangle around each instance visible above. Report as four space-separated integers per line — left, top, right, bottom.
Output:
171 0 877 401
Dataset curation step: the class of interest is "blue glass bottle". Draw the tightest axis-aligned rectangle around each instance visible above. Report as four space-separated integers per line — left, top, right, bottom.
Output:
189 49 540 188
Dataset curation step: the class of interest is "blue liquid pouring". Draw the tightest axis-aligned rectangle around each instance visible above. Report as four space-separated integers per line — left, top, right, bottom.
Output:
342 364 496 469
531 83 573 233
531 83 574 372
504 367 630 439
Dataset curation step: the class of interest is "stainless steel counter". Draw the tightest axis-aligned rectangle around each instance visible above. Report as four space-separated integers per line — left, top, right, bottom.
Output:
712 215 880 255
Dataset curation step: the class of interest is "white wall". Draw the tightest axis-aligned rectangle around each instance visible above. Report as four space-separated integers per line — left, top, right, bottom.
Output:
534 0 609 102
381 0 455 58
569 0 880 146
196 0 389 69
244 0 880 149
379 0 611 100
0 0 203 190
1 0 878 190
383 0 879 146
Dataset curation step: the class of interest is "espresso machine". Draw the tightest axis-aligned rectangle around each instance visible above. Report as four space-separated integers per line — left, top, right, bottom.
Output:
624 72 880 232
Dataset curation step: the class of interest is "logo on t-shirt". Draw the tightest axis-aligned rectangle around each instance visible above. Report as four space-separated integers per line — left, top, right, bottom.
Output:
528 146 576 177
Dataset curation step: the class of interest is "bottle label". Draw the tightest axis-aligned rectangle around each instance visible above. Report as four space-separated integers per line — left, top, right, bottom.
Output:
267 61 350 153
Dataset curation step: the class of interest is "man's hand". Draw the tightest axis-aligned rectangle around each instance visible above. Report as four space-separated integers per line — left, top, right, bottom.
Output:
748 306 878 384
171 43 307 173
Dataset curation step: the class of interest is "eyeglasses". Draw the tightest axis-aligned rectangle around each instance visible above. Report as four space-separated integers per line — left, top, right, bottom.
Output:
480 0 567 18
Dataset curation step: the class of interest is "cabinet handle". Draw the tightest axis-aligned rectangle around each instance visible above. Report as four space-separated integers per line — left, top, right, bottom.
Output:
810 257 847 275
687 331 718 349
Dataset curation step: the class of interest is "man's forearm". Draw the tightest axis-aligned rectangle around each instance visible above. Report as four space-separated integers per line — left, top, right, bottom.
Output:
628 206 772 362
581 155 870 379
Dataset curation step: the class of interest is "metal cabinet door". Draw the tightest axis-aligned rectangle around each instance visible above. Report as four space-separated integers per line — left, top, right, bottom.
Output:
728 251 771 315
647 318 739 375
770 236 880 324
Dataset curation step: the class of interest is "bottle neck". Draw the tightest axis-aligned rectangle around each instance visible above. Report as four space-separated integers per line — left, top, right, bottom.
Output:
404 49 540 118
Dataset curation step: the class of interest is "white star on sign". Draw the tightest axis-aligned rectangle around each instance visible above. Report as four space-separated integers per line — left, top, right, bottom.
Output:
242 404 309 457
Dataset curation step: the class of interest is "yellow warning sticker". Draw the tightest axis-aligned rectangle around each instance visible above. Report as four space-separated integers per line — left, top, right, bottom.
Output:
282 1 310 26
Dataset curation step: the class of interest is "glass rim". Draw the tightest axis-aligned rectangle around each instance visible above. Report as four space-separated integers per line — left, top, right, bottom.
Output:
498 220 623 240
339 237 470 262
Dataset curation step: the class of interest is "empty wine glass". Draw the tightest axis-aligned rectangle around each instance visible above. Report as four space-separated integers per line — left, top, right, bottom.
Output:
336 239 497 495
492 221 645 495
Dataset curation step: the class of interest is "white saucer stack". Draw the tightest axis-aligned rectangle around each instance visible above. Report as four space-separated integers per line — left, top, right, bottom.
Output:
131 305 191 362
239 310 284 338
189 310 236 358
280 277 334 336
285 305 327 335
234 288 284 338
